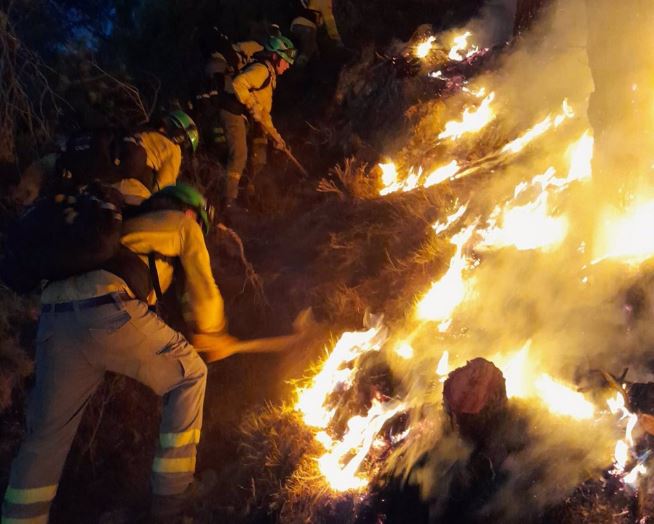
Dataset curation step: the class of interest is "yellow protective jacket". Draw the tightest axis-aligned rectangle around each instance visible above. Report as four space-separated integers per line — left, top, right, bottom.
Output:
41 210 226 336
136 130 182 190
291 0 342 43
229 61 280 137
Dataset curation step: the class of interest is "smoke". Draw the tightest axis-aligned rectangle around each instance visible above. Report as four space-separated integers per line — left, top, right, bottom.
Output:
467 0 518 49
373 0 654 519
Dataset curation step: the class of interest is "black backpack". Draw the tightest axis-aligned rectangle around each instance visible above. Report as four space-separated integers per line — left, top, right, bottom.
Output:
0 183 153 300
54 129 156 194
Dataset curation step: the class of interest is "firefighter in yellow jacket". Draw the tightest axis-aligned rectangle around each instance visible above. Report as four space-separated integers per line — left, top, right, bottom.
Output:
12 112 199 208
113 111 199 203
2 184 227 523
220 34 296 209
291 0 343 67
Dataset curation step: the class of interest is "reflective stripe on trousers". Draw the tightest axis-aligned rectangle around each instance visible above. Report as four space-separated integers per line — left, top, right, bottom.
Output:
2 295 207 521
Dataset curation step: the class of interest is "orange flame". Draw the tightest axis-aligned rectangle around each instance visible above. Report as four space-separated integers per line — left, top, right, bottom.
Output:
438 92 496 141
415 36 436 59
416 225 477 329
593 199 654 266
448 31 479 61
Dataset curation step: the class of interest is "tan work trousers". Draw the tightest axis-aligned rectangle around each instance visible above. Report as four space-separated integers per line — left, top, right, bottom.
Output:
2 294 207 524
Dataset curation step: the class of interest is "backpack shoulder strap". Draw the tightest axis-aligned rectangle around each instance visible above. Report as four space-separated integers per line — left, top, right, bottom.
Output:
148 252 164 302
147 251 176 302
244 61 273 91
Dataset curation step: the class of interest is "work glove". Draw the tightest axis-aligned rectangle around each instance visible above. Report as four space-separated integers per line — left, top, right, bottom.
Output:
273 137 288 152
269 129 287 152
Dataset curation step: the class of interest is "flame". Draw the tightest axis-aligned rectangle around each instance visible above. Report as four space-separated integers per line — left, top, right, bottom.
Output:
317 400 407 492
424 160 461 188
379 162 399 191
296 320 387 428
416 225 477 328
502 115 555 154
502 100 574 155
448 31 479 61
436 351 449 377
476 190 569 252
593 199 654 265
295 320 412 492
415 36 436 59
566 131 594 182
606 392 648 488
438 92 496 141
379 163 422 196
533 374 595 419
500 344 531 398
433 203 468 235
395 342 414 359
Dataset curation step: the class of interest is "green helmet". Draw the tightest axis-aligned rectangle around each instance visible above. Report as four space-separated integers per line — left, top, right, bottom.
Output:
264 35 297 65
156 183 212 233
164 110 200 154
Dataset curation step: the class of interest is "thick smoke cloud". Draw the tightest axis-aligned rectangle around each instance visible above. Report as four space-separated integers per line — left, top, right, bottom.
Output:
377 0 654 519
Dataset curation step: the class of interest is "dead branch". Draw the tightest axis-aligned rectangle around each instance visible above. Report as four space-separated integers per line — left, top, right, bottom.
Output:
215 223 267 304
0 7 60 161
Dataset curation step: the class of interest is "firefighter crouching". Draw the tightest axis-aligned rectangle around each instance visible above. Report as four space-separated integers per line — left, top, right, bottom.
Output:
1 183 230 523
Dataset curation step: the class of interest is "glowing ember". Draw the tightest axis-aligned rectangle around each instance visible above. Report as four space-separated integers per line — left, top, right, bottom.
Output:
593 199 654 265
533 374 595 420
424 160 461 188
438 92 496 141
415 36 436 58
416 225 477 328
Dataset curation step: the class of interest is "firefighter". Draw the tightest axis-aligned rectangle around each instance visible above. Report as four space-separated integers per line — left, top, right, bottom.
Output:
290 0 343 67
219 34 296 209
18 111 200 209
108 110 200 202
190 31 264 153
1 183 229 523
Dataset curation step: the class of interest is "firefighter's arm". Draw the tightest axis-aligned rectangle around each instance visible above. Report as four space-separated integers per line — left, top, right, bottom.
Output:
178 217 227 335
259 113 287 151
319 0 343 43
232 64 269 121
156 141 182 189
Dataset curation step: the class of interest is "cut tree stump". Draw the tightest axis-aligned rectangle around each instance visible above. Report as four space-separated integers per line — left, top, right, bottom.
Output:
443 357 508 444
